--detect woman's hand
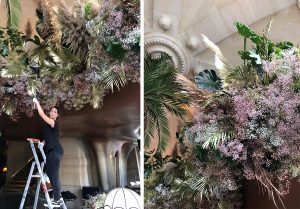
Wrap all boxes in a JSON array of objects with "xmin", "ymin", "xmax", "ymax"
[{"xmin": 33, "ymin": 97, "xmax": 39, "ymax": 104}]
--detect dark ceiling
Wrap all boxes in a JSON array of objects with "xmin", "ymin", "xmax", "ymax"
[{"xmin": 0, "ymin": 83, "xmax": 140, "ymax": 141}]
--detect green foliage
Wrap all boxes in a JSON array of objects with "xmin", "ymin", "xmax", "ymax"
[
  {"xmin": 1, "ymin": 0, "xmax": 22, "ymax": 28},
  {"xmin": 144, "ymin": 53, "xmax": 189, "ymax": 152},
  {"xmin": 144, "ymin": 150, "xmax": 174, "ymax": 178},
  {"xmin": 194, "ymin": 145, "xmax": 208, "ymax": 161},
  {"xmin": 105, "ymin": 42, "xmax": 126, "ymax": 59},
  {"xmin": 0, "ymin": 43, "xmax": 9, "ymax": 56},
  {"xmin": 3, "ymin": 50, "xmax": 27, "ymax": 77},
  {"xmin": 293, "ymin": 76, "xmax": 300, "ymax": 91},
  {"xmin": 235, "ymin": 22, "xmax": 272, "ymax": 66},
  {"xmin": 195, "ymin": 69, "xmax": 222, "ymax": 92},
  {"xmin": 235, "ymin": 21, "xmax": 294, "ymax": 68},
  {"xmin": 234, "ymin": 22, "xmax": 255, "ymax": 39},
  {"xmin": 145, "ymin": 138, "xmax": 243, "ymax": 209},
  {"xmin": 0, "ymin": 27, "xmax": 26, "ymax": 56},
  {"xmin": 202, "ymin": 132, "xmax": 232, "ymax": 150},
  {"xmin": 101, "ymin": 70, "xmax": 127, "ymax": 92},
  {"xmin": 226, "ymin": 21, "xmax": 294, "ymax": 88},
  {"xmin": 82, "ymin": 193, "xmax": 107, "ymax": 209},
  {"xmin": 84, "ymin": 2, "xmax": 93, "ymax": 19},
  {"xmin": 225, "ymin": 63, "xmax": 261, "ymax": 88}
]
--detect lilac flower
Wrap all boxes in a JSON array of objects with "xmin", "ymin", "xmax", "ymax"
[{"xmin": 219, "ymin": 139, "xmax": 247, "ymax": 161}]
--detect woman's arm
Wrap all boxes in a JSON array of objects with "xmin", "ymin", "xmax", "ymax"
[{"xmin": 33, "ymin": 98, "xmax": 55, "ymax": 127}]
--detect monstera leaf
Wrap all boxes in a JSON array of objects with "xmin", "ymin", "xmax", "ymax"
[{"xmin": 195, "ymin": 69, "xmax": 222, "ymax": 92}]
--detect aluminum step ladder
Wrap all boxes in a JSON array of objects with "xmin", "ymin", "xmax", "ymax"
[{"xmin": 19, "ymin": 138, "xmax": 67, "ymax": 209}]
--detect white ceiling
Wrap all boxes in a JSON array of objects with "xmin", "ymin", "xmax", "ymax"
[{"xmin": 145, "ymin": 0, "xmax": 300, "ymax": 75}]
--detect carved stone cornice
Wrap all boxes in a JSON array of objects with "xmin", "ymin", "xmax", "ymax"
[{"xmin": 145, "ymin": 33, "xmax": 189, "ymax": 75}]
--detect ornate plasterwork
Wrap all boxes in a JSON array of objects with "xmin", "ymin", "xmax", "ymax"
[
  {"xmin": 145, "ymin": 33, "xmax": 189, "ymax": 75},
  {"xmin": 186, "ymin": 36, "xmax": 199, "ymax": 50},
  {"xmin": 158, "ymin": 15, "xmax": 173, "ymax": 30}
]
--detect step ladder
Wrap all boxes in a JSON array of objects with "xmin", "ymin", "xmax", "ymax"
[{"xmin": 19, "ymin": 138, "xmax": 67, "ymax": 209}]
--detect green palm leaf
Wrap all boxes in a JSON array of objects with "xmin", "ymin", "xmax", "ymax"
[
  {"xmin": 101, "ymin": 70, "xmax": 127, "ymax": 92},
  {"xmin": 1, "ymin": 0, "xmax": 22, "ymax": 28},
  {"xmin": 144, "ymin": 52, "xmax": 189, "ymax": 152},
  {"xmin": 202, "ymin": 132, "xmax": 232, "ymax": 150}
]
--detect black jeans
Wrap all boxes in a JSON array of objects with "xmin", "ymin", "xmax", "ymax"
[{"xmin": 45, "ymin": 151, "xmax": 63, "ymax": 201}]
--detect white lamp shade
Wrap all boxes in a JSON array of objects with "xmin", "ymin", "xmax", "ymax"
[{"xmin": 104, "ymin": 187, "xmax": 141, "ymax": 209}]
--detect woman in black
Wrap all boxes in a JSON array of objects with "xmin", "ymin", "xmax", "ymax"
[{"xmin": 33, "ymin": 98, "xmax": 64, "ymax": 208}]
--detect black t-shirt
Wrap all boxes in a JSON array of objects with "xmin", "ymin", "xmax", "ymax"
[{"xmin": 43, "ymin": 120, "xmax": 64, "ymax": 155}]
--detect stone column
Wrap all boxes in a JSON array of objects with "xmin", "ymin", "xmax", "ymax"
[{"xmin": 60, "ymin": 137, "xmax": 94, "ymax": 209}]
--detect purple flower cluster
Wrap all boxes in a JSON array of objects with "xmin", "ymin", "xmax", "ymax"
[
  {"xmin": 106, "ymin": 11, "xmax": 124, "ymax": 38},
  {"xmin": 233, "ymin": 93, "xmax": 257, "ymax": 124},
  {"xmin": 219, "ymin": 139, "xmax": 247, "ymax": 161},
  {"xmin": 262, "ymin": 53, "xmax": 300, "ymax": 75}
]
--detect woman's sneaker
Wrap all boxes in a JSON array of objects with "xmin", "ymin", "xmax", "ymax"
[{"xmin": 43, "ymin": 198, "xmax": 63, "ymax": 208}]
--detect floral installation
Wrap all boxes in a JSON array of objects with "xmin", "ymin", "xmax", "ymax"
[
  {"xmin": 82, "ymin": 193, "xmax": 107, "ymax": 209},
  {"xmin": 145, "ymin": 20, "xmax": 300, "ymax": 209},
  {"xmin": 0, "ymin": 0, "xmax": 140, "ymax": 120}
]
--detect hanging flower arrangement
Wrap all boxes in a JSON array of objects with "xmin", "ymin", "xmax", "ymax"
[
  {"xmin": 0, "ymin": 0, "xmax": 140, "ymax": 120},
  {"xmin": 145, "ymin": 19, "xmax": 300, "ymax": 209}
]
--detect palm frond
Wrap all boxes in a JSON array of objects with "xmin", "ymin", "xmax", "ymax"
[
  {"xmin": 101, "ymin": 70, "xmax": 127, "ymax": 92},
  {"xmin": 40, "ymin": 47, "xmax": 86, "ymax": 81},
  {"xmin": 225, "ymin": 63, "xmax": 261, "ymax": 87},
  {"xmin": 188, "ymin": 176, "xmax": 211, "ymax": 200},
  {"xmin": 145, "ymin": 104, "xmax": 170, "ymax": 152},
  {"xmin": 156, "ymin": 110, "xmax": 171, "ymax": 152},
  {"xmin": 2, "ymin": 0, "xmax": 22, "ymax": 28},
  {"xmin": 144, "ymin": 112, "xmax": 156, "ymax": 149},
  {"xmin": 144, "ymin": 53, "xmax": 189, "ymax": 152},
  {"xmin": 1, "ymin": 50, "xmax": 26, "ymax": 77},
  {"xmin": 176, "ymin": 173, "xmax": 213, "ymax": 202},
  {"xmin": 27, "ymin": 77, "xmax": 42, "ymax": 96},
  {"xmin": 31, "ymin": 43, "xmax": 51, "ymax": 64},
  {"xmin": 202, "ymin": 132, "xmax": 232, "ymax": 150}
]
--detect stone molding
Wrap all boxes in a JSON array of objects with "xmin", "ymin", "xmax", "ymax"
[{"xmin": 145, "ymin": 33, "xmax": 189, "ymax": 74}]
